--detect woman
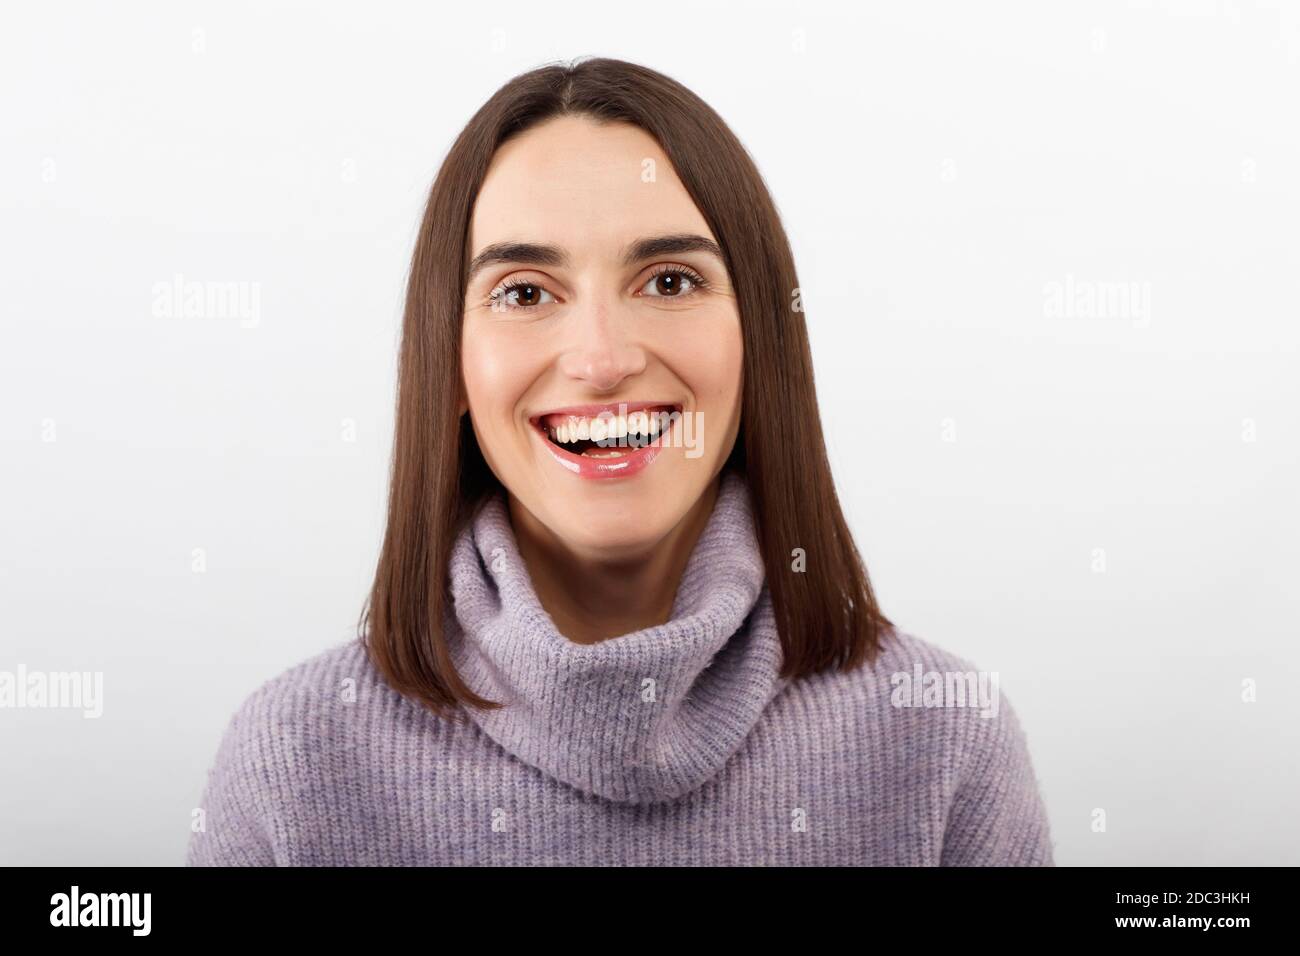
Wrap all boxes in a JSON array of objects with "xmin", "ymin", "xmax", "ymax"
[{"xmin": 188, "ymin": 56, "xmax": 1054, "ymax": 866}]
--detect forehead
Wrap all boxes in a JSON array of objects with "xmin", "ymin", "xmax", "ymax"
[{"xmin": 468, "ymin": 115, "xmax": 711, "ymax": 256}]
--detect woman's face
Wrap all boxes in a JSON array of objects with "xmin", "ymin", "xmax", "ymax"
[{"xmin": 461, "ymin": 115, "xmax": 743, "ymax": 558}]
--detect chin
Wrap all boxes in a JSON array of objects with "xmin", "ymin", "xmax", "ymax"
[{"xmin": 534, "ymin": 493, "xmax": 685, "ymax": 554}]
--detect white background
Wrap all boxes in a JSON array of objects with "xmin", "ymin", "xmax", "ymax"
[{"xmin": 2, "ymin": 0, "xmax": 1297, "ymax": 866}]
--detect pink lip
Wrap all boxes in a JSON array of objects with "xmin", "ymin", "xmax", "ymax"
[{"xmin": 527, "ymin": 400, "xmax": 682, "ymax": 480}]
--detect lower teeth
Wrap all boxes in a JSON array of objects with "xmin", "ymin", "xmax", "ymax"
[{"xmin": 548, "ymin": 435, "xmax": 656, "ymax": 456}]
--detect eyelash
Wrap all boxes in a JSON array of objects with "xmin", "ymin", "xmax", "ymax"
[{"xmin": 486, "ymin": 264, "xmax": 710, "ymax": 312}]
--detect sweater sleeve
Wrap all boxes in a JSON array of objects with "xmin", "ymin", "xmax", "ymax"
[
  {"xmin": 939, "ymin": 693, "xmax": 1055, "ymax": 866},
  {"xmin": 186, "ymin": 689, "xmax": 284, "ymax": 866}
]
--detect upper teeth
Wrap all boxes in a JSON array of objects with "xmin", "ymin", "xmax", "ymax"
[{"xmin": 548, "ymin": 410, "xmax": 669, "ymax": 444}]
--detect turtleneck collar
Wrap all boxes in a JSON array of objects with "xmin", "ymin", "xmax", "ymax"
[{"xmin": 444, "ymin": 470, "xmax": 790, "ymax": 804}]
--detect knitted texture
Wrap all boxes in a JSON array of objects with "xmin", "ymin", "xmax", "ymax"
[{"xmin": 187, "ymin": 471, "xmax": 1055, "ymax": 865}]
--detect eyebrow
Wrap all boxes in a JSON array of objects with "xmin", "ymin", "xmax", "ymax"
[{"xmin": 465, "ymin": 233, "xmax": 725, "ymax": 284}]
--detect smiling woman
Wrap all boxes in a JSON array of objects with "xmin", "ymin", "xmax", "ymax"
[
  {"xmin": 458, "ymin": 116, "xmax": 748, "ymax": 625},
  {"xmin": 186, "ymin": 56, "xmax": 1054, "ymax": 867}
]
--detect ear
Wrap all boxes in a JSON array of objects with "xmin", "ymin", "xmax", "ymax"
[{"xmin": 456, "ymin": 380, "xmax": 469, "ymax": 417}]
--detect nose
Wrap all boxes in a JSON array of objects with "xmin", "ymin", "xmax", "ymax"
[{"xmin": 556, "ymin": 301, "xmax": 647, "ymax": 392}]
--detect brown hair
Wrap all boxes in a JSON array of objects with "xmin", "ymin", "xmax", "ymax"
[{"xmin": 358, "ymin": 56, "xmax": 893, "ymax": 718}]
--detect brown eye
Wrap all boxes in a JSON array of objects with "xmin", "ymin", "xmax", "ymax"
[
  {"xmin": 654, "ymin": 273, "xmax": 685, "ymax": 296},
  {"xmin": 511, "ymin": 284, "xmax": 543, "ymax": 306},
  {"xmin": 640, "ymin": 266, "xmax": 707, "ymax": 299},
  {"xmin": 489, "ymin": 279, "xmax": 556, "ymax": 311}
]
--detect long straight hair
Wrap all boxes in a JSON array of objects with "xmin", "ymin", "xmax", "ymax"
[{"xmin": 359, "ymin": 56, "xmax": 893, "ymax": 719}]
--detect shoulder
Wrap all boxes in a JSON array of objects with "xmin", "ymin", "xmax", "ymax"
[
  {"xmin": 188, "ymin": 637, "xmax": 435, "ymax": 865},
  {"xmin": 885, "ymin": 627, "xmax": 1036, "ymax": 765},
  {"xmin": 211, "ymin": 637, "xmax": 427, "ymax": 757},
  {"xmin": 196, "ymin": 637, "xmax": 440, "ymax": 805},
  {"xmin": 794, "ymin": 624, "xmax": 1039, "ymax": 779},
  {"xmin": 228, "ymin": 636, "xmax": 377, "ymax": 716},
  {"xmin": 873, "ymin": 625, "xmax": 985, "ymax": 677},
  {"xmin": 827, "ymin": 625, "xmax": 1053, "ymax": 864}
]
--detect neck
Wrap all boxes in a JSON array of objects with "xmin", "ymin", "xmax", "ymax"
[{"xmin": 507, "ymin": 477, "xmax": 721, "ymax": 645}]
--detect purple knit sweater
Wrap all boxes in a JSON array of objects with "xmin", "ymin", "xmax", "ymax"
[{"xmin": 187, "ymin": 471, "xmax": 1055, "ymax": 865}]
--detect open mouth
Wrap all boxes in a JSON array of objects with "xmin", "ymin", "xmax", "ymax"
[{"xmin": 530, "ymin": 403, "xmax": 682, "ymax": 459}]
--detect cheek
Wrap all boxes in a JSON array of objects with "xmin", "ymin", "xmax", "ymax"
[
  {"xmin": 461, "ymin": 327, "xmax": 537, "ymax": 426},
  {"xmin": 670, "ymin": 313, "xmax": 744, "ymax": 411}
]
